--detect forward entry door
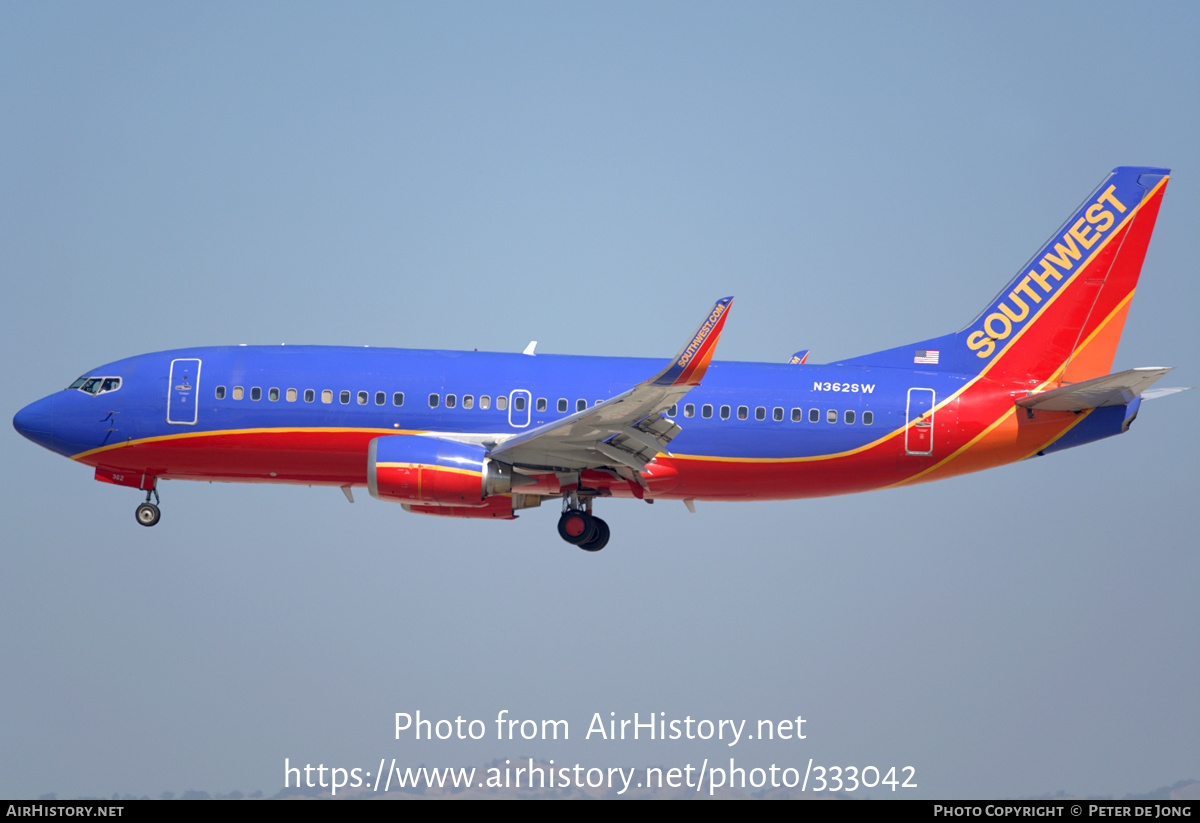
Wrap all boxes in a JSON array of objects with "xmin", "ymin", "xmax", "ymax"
[{"xmin": 167, "ymin": 358, "xmax": 202, "ymax": 425}]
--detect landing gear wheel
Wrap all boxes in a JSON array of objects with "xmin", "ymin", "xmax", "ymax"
[
  {"xmin": 578, "ymin": 517, "xmax": 609, "ymax": 552},
  {"xmin": 557, "ymin": 511, "xmax": 596, "ymax": 545},
  {"xmin": 135, "ymin": 502, "xmax": 161, "ymax": 527}
]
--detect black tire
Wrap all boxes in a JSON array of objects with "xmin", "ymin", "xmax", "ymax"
[
  {"xmin": 578, "ymin": 517, "xmax": 610, "ymax": 552},
  {"xmin": 557, "ymin": 511, "xmax": 595, "ymax": 545},
  {"xmin": 135, "ymin": 502, "xmax": 161, "ymax": 527}
]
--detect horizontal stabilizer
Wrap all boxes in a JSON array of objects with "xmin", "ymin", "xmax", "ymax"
[
  {"xmin": 1141, "ymin": 386, "xmax": 1191, "ymax": 401},
  {"xmin": 1016, "ymin": 367, "xmax": 1172, "ymax": 411}
]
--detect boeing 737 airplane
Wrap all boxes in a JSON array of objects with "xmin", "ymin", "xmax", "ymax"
[{"xmin": 13, "ymin": 166, "xmax": 1183, "ymax": 551}]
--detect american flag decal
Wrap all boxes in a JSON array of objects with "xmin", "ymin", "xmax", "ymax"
[{"xmin": 914, "ymin": 350, "xmax": 940, "ymax": 364}]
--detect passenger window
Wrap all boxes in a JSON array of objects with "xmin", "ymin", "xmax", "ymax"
[
  {"xmin": 286, "ymin": 388, "xmax": 297, "ymax": 402},
  {"xmin": 497, "ymin": 396, "xmax": 508, "ymax": 411},
  {"xmin": 514, "ymin": 396, "xmax": 525, "ymax": 411},
  {"xmin": 720, "ymin": 405, "xmax": 731, "ymax": 420},
  {"xmin": 791, "ymin": 407, "xmax": 802, "ymax": 422},
  {"xmin": 576, "ymin": 399, "xmax": 586, "ymax": 412},
  {"xmin": 773, "ymin": 407, "xmax": 784, "ymax": 421},
  {"xmin": 393, "ymin": 392, "xmax": 404, "ymax": 406},
  {"xmin": 304, "ymin": 389, "xmax": 315, "ymax": 403},
  {"xmin": 557, "ymin": 398, "xmax": 568, "ymax": 413},
  {"xmin": 863, "ymin": 410, "xmax": 874, "ymax": 425},
  {"xmin": 845, "ymin": 410, "xmax": 856, "ymax": 424},
  {"xmin": 321, "ymin": 390, "xmax": 332, "ymax": 404},
  {"xmin": 429, "ymin": 393, "xmax": 440, "ymax": 408},
  {"xmin": 251, "ymin": 387, "xmax": 262, "ymax": 401},
  {"xmin": 827, "ymin": 409, "xmax": 837, "ymax": 423},
  {"xmin": 809, "ymin": 408, "xmax": 819, "ymax": 423},
  {"xmin": 702, "ymin": 404, "xmax": 713, "ymax": 419},
  {"xmin": 269, "ymin": 388, "xmax": 279, "ymax": 401},
  {"xmin": 668, "ymin": 404, "xmax": 678, "ymax": 417},
  {"xmin": 215, "ymin": 386, "xmax": 226, "ymax": 400},
  {"xmin": 233, "ymin": 386, "xmax": 244, "ymax": 400},
  {"xmin": 684, "ymin": 404, "xmax": 695, "ymax": 418},
  {"xmin": 340, "ymin": 391, "xmax": 350, "ymax": 404},
  {"xmin": 536, "ymin": 398, "xmax": 547, "ymax": 412},
  {"xmin": 375, "ymin": 391, "xmax": 385, "ymax": 406},
  {"xmin": 755, "ymin": 406, "xmax": 766, "ymax": 421},
  {"xmin": 357, "ymin": 391, "xmax": 368, "ymax": 405},
  {"xmin": 463, "ymin": 395, "xmax": 474, "ymax": 409},
  {"xmin": 737, "ymin": 406, "xmax": 748, "ymax": 420},
  {"xmin": 480, "ymin": 395, "xmax": 491, "ymax": 410},
  {"xmin": 446, "ymin": 394, "xmax": 457, "ymax": 409}
]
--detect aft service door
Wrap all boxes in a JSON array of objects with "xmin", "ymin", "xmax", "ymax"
[
  {"xmin": 167, "ymin": 358, "xmax": 201, "ymax": 425},
  {"xmin": 905, "ymin": 387, "xmax": 935, "ymax": 456}
]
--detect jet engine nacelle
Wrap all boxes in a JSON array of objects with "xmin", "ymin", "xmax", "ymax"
[{"xmin": 367, "ymin": 435, "xmax": 513, "ymax": 506}]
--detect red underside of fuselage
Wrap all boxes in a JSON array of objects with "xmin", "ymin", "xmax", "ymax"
[{"xmin": 78, "ymin": 397, "xmax": 1086, "ymax": 502}]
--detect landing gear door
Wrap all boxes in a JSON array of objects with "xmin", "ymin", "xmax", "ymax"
[
  {"xmin": 167, "ymin": 358, "xmax": 201, "ymax": 425},
  {"xmin": 905, "ymin": 387, "xmax": 935, "ymax": 456}
]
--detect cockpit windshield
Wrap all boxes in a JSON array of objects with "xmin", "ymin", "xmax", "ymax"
[{"xmin": 68, "ymin": 376, "xmax": 122, "ymax": 396}]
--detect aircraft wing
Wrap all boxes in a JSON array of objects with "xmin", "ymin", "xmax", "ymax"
[
  {"xmin": 1016, "ymin": 367, "xmax": 1173, "ymax": 411},
  {"xmin": 489, "ymin": 297, "xmax": 733, "ymax": 473}
]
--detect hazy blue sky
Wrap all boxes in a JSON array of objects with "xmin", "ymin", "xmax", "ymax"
[{"xmin": 2, "ymin": 1, "xmax": 1197, "ymax": 799}]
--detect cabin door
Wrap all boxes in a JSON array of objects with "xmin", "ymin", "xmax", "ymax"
[
  {"xmin": 905, "ymin": 387, "xmax": 935, "ymax": 456},
  {"xmin": 167, "ymin": 358, "xmax": 202, "ymax": 425}
]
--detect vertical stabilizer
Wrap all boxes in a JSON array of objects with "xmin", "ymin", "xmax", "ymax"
[{"xmin": 953, "ymin": 167, "xmax": 1169, "ymax": 383}]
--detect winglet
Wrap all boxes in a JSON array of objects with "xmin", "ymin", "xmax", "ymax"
[
  {"xmin": 788, "ymin": 349, "xmax": 810, "ymax": 365},
  {"xmin": 650, "ymin": 297, "xmax": 734, "ymax": 387}
]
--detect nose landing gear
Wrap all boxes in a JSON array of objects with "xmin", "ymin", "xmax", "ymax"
[{"xmin": 135, "ymin": 487, "xmax": 161, "ymax": 527}]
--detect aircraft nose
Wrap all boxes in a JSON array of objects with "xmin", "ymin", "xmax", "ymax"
[{"xmin": 13, "ymin": 395, "xmax": 57, "ymax": 452}]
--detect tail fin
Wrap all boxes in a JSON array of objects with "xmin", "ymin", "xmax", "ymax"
[
  {"xmin": 836, "ymin": 167, "xmax": 1169, "ymax": 383},
  {"xmin": 956, "ymin": 166, "xmax": 1169, "ymax": 382}
]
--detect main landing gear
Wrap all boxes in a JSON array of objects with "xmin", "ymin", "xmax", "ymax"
[
  {"xmin": 557, "ymin": 494, "xmax": 609, "ymax": 552},
  {"xmin": 135, "ymin": 487, "xmax": 161, "ymax": 527}
]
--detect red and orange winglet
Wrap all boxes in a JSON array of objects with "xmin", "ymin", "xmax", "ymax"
[{"xmin": 651, "ymin": 297, "xmax": 734, "ymax": 387}]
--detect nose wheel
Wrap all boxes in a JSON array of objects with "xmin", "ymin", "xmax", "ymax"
[
  {"xmin": 135, "ymin": 488, "xmax": 161, "ymax": 527},
  {"xmin": 136, "ymin": 503, "xmax": 160, "ymax": 527}
]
